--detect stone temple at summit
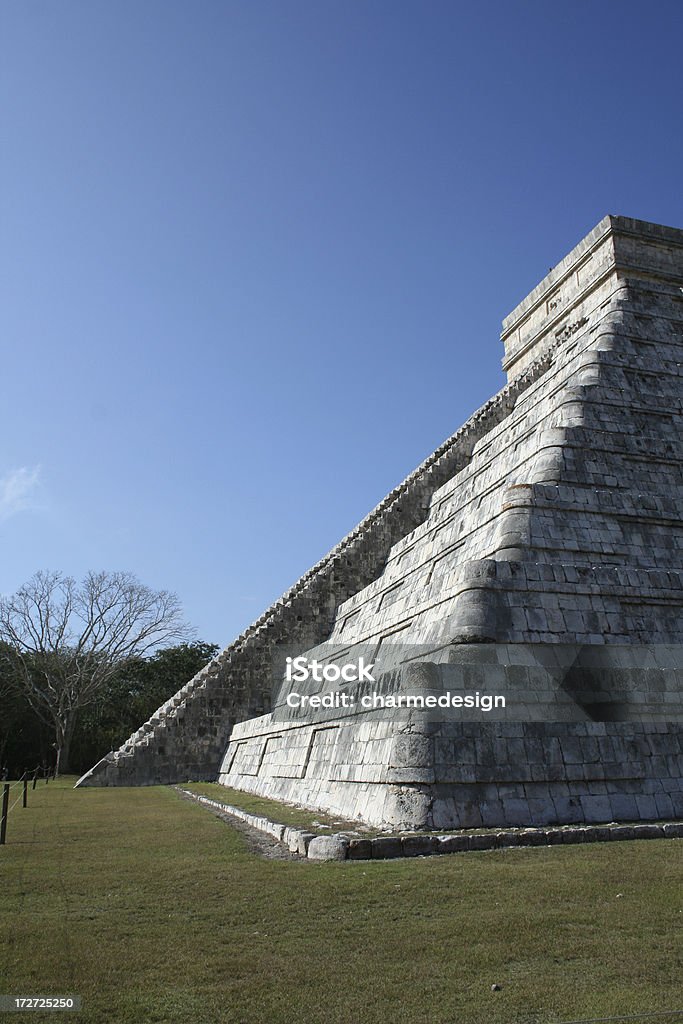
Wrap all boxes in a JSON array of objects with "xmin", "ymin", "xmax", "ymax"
[{"xmin": 77, "ymin": 215, "xmax": 683, "ymax": 832}]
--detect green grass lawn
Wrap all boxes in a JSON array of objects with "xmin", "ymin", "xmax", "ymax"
[
  {"xmin": 181, "ymin": 781, "xmax": 375, "ymax": 833},
  {"xmin": 1, "ymin": 778, "xmax": 681, "ymax": 1024}
]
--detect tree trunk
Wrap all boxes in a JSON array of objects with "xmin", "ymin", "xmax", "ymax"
[{"xmin": 54, "ymin": 712, "xmax": 77, "ymax": 777}]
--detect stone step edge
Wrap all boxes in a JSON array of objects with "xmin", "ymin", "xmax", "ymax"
[{"xmin": 175, "ymin": 788, "xmax": 683, "ymax": 862}]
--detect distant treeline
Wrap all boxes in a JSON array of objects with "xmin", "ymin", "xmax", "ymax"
[{"xmin": 1, "ymin": 641, "xmax": 218, "ymax": 777}]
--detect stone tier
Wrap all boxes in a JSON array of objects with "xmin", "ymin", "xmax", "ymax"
[{"xmin": 76, "ymin": 215, "xmax": 683, "ymax": 807}]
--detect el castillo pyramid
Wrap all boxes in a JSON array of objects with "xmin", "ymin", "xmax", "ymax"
[{"xmin": 77, "ymin": 215, "xmax": 683, "ymax": 831}]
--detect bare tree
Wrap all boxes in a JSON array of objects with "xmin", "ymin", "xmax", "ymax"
[{"xmin": 0, "ymin": 571, "xmax": 195, "ymax": 775}]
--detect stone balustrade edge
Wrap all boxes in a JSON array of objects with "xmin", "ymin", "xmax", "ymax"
[{"xmin": 176, "ymin": 787, "xmax": 683, "ymax": 862}]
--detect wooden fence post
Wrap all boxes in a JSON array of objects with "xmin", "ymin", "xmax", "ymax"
[
  {"xmin": 23, "ymin": 778, "xmax": 28, "ymax": 808},
  {"xmin": 0, "ymin": 783, "xmax": 9, "ymax": 845}
]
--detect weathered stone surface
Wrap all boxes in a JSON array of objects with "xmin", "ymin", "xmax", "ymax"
[
  {"xmin": 608, "ymin": 826, "xmax": 636, "ymax": 841},
  {"xmin": 496, "ymin": 831, "xmax": 520, "ymax": 847},
  {"xmin": 347, "ymin": 839, "xmax": 373, "ymax": 860},
  {"xmin": 76, "ymin": 216, "xmax": 683, "ymax": 839},
  {"xmin": 560, "ymin": 828, "xmax": 586, "ymax": 844},
  {"xmin": 371, "ymin": 837, "xmax": 403, "ymax": 859},
  {"xmin": 178, "ymin": 789, "xmax": 681, "ymax": 862},
  {"xmin": 630, "ymin": 824, "xmax": 664, "ymax": 840},
  {"xmin": 469, "ymin": 834, "xmax": 497, "ymax": 851},
  {"xmin": 436, "ymin": 834, "xmax": 471, "ymax": 852},
  {"xmin": 589, "ymin": 827, "xmax": 613, "ymax": 843},
  {"xmin": 401, "ymin": 835, "xmax": 436, "ymax": 857},
  {"xmin": 307, "ymin": 835, "xmax": 349, "ymax": 861},
  {"xmin": 544, "ymin": 829, "xmax": 564, "ymax": 845},
  {"xmin": 295, "ymin": 831, "xmax": 317, "ymax": 856},
  {"xmin": 518, "ymin": 830, "xmax": 547, "ymax": 847}
]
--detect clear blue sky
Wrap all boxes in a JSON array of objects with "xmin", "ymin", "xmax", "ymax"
[{"xmin": 2, "ymin": 1, "xmax": 682, "ymax": 648}]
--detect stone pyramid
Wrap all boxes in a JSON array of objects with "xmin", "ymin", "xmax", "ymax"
[{"xmin": 77, "ymin": 215, "xmax": 683, "ymax": 831}]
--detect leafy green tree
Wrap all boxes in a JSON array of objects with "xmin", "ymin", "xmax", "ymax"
[
  {"xmin": 0, "ymin": 571, "xmax": 196, "ymax": 774},
  {"xmin": 0, "ymin": 643, "xmax": 60, "ymax": 776}
]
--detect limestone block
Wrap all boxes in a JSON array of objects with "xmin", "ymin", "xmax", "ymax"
[
  {"xmin": 502, "ymin": 799, "xmax": 531, "ymax": 827},
  {"xmin": 469, "ymin": 834, "xmax": 497, "ymax": 851},
  {"xmin": 560, "ymin": 828, "xmax": 586, "ymax": 843},
  {"xmin": 371, "ymin": 837, "xmax": 403, "ymax": 859},
  {"xmin": 634, "ymin": 795, "xmax": 659, "ymax": 820},
  {"xmin": 518, "ymin": 830, "xmax": 547, "ymax": 847},
  {"xmin": 654, "ymin": 793, "xmax": 675, "ymax": 818},
  {"xmin": 669, "ymin": 790, "xmax": 683, "ymax": 817},
  {"xmin": 307, "ymin": 835, "xmax": 349, "ymax": 861},
  {"xmin": 494, "ymin": 831, "xmax": 518, "ymax": 847},
  {"xmin": 609, "ymin": 794, "xmax": 639, "ymax": 821},
  {"xmin": 608, "ymin": 825, "xmax": 636, "ymax": 840},
  {"xmin": 401, "ymin": 835, "xmax": 436, "ymax": 857},
  {"xmin": 389, "ymin": 732, "xmax": 433, "ymax": 769},
  {"xmin": 381, "ymin": 785, "xmax": 431, "ymax": 830},
  {"xmin": 347, "ymin": 839, "xmax": 373, "ymax": 860},
  {"xmin": 579, "ymin": 795, "xmax": 614, "ymax": 824},
  {"xmin": 630, "ymin": 824, "xmax": 664, "ymax": 839},
  {"xmin": 479, "ymin": 800, "xmax": 506, "ymax": 827},
  {"xmin": 544, "ymin": 829, "xmax": 564, "ymax": 845},
  {"xmin": 436, "ymin": 834, "xmax": 471, "ymax": 852}
]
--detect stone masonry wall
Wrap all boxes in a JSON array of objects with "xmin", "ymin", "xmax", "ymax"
[
  {"xmin": 220, "ymin": 643, "xmax": 683, "ymax": 828},
  {"xmin": 77, "ymin": 215, "xmax": 683, "ymax": 794},
  {"xmin": 76, "ymin": 316, "xmax": 565, "ymax": 786}
]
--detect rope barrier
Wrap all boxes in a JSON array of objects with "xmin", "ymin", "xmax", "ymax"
[
  {"xmin": 4, "ymin": 770, "xmax": 36, "ymax": 789},
  {"xmin": 2, "ymin": 767, "xmax": 43, "ymax": 783},
  {"xmin": 7, "ymin": 793, "xmax": 24, "ymax": 814},
  {"xmin": 0, "ymin": 767, "xmax": 44, "ymax": 845}
]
